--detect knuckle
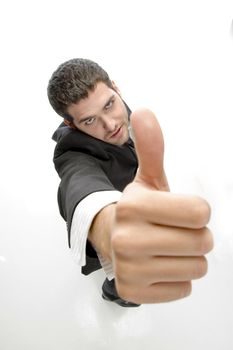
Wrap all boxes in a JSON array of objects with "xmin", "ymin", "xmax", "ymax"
[
  {"xmin": 192, "ymin": 197, "xmax": 211, "ymax": 228},
  {"xmin": 193, "ymin": 257, "xmax": 208, "ymax": 279},
  {"xmin": 197, "ymin": 228, "xmax": 214, "ymax": 254},
  {"xmin": 180, "ymin": 281, "xmax": 192, "ymax": 299},
  {"xmin": 111, "ymin": 230, "xmax": 130, "ymax": 255},
  {"xmin": 115, "ymin": 199, "xmax": 137, "ymax": 221}
]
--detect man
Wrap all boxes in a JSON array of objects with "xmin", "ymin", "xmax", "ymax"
[{"xmin": 48, "ymin": 58, "xmax": 213, "ymax": 307}]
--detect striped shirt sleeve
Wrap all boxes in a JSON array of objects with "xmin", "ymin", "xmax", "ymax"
[{"xmin": 70, "ymin": 190, "xmax": 122, "ymax": 279}]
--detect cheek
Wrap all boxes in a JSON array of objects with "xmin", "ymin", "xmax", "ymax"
[
  {"xmin": 85, "ymin": 125, "xmax": 105, "ymax": 140},
  {"xmin": 119, "ymin": 104, "xmax": 129, "ymax": 122}
]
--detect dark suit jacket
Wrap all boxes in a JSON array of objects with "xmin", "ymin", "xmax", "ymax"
[{"xmin": 52, "ymin": 119, "xmax": 138, "ymax": 275}]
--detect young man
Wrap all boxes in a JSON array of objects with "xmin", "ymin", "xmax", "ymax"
[{"xmin": 48, "ymin": 58, "xmax": 213, "ymax": 307}]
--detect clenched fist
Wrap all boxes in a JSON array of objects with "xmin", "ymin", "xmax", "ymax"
[{"xmin": 90, "ymin": 109, "xmax": 213, "ymax": 304}]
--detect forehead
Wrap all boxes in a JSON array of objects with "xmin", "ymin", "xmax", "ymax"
[{"xmin": 67, "ymin": 82, "xmax": 115, "ymax": 119}]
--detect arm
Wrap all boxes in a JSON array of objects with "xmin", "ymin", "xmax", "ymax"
[
  {"xmin": 53, "ymin": 149, "xmax": 118, "ymax": 274},
  {"xmin": 88, "ymin": 109, "xmax": 214, "ymax": 304},
  {"xmin": 54, "ymin": 151, "xmax": 115, "ymax": 246},
  {"xmin": 70, "ymin": 190, "xmax": 121, "ymax": 277}
]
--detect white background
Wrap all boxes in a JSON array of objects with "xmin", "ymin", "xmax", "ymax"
[{"xmin": 0, "ymin": 1, "xmax": 233, "ymax": 349}]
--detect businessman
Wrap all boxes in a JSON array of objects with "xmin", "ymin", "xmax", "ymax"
[{"xmin": 48, "ymin": 58, "xmax": 213, "ymax": 307}]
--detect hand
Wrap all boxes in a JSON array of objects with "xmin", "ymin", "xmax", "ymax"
[{"xmin": 111, "ymin": 108, "xmax": 214, "ymax": 304}]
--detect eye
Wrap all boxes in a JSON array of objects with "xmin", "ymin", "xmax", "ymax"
[
  {"xmin": 105, "ymin": 98, "xmax": 114, "ymax": 110},
  {"xmin": 84, "ymin": 117, "xmax": 95, "ymax": 125}
]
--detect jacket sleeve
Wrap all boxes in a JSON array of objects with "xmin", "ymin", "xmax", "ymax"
[{"xmin": 53, "ymin": 150, "xmax": 115, "ymax": 274}]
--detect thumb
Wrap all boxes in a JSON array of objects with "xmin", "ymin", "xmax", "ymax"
[{"xmin": 131, "ymin": 108, "xmax": 169, "ymax": 190}]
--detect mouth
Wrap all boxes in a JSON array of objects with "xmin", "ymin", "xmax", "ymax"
[{"xmin": 110, "ymin": 125, "xmax": 122, "ymax": 139}]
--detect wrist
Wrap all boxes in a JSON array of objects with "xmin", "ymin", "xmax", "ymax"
[{"xmin": 88, "ymin": 203, "xmax": 116, "ymax": 262}]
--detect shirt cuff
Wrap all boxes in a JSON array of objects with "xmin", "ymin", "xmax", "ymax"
[{"xmin": 70, "ymin": 190, "xmax": 122, "ymax": 277}]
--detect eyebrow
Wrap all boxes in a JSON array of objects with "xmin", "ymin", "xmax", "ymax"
[{"xmin": 78, "ymin": 94, "xmax": 115, "ymax": 124}]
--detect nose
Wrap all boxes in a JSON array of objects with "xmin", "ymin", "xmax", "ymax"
[{"xmin": 102, "ymin": 116, "xmax": 117, "ymax": 132}]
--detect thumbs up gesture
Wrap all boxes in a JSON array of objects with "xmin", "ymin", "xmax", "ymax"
[{"xmin": 111, "ymin": 109, "xmax": 214, "ymax": 304}]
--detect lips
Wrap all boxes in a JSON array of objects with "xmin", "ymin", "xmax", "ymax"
[{"xmin": 110, "ymin": 126, "xmax": 122, "ymax": 138}]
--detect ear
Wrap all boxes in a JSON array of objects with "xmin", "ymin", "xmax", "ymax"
[
  {"xmin": 63, "ymin": 119, "xmax": 77, "ymax": 130},
  {"xmin": 111, "ymin": 80, "xmax": 121, "ymax": 96}
]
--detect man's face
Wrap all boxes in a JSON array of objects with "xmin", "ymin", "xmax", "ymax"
[{"xmin": 67, "ymin": 82, "xmax": 130, "ymax": 146}]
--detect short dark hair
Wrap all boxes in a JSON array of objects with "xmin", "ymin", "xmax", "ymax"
[{"xmin": 47, "ymin": 58, "xmax": 113, "ymax": 119}]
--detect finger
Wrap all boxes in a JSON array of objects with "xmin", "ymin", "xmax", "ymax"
[
  {"xmin": 150, "ymin": 256, "xmax": 208, "ymax": 282},
  {"xmin": 116, "ymin": 280, "xmax": 192, "ymax": 304},
  {"xmin": 117, "ymin": 256, "xmax": 208, "ymax": 284},
  {"xmin": 130, "ymin": 108, "xmax": 169, "ymax": 190},
  {"xmin": 112, "ymin": 225, "xmax": 213, "ymax": 257},
  {"xmin": 118, "ymin": 189, "xmax": 211, "ymax": 229}
]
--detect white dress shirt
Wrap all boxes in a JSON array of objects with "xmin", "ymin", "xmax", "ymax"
[{"xmin": 70, "ymin": 190, "xmax": 122, "ymax": 280}]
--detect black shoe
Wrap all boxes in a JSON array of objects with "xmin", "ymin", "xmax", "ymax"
[{"xmin": 102, "ymin": 278, "xmax": 140, "ymax": 308}]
